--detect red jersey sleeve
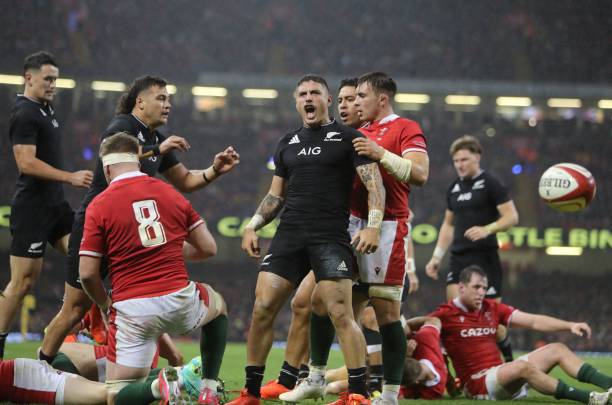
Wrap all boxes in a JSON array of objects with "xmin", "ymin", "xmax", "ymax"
[
  {"xmin": 183, "ymin": 197, "xmax": 204, "ymax": 232},
  {"xmin": 496, "ymin": 302, "xmax": 518, "ymax": 326},
  {"xmin": 399, "ymin": 121, "xmax": 427, "ymax": 155},
  {"xmin": 80, "ymin": 202, "xmax": 106, "ymax": 257}
]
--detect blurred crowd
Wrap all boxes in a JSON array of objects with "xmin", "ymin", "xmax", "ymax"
[{"xmin": 0, "ymin": 0, "xmax": 610, "ymax": 83}]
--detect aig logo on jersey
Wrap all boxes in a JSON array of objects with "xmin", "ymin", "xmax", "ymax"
[
  {"xmin": 457, "ymin": 192, "xmax": 472, "ymax": 201},
  {"xmin": 298, "ymin": 146, "xmax": 321, "ymax": 156}
]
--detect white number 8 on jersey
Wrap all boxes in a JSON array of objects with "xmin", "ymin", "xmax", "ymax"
[{"xmin": 132, "ymin": 199, "xmax": 167, "ymax": 247}]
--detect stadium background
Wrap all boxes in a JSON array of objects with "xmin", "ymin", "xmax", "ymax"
[{"xmin": 0, "ymin": 0, "xmax": 610, "ymax": 355}]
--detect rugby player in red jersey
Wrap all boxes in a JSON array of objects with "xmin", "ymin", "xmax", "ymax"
[
  {"xmin": 430, "ymin": 265, "xmax": 612, "ymax": 404},
  {"xmin": 79, "ymin": 132, "xmax": 229, "ymax": 405}
]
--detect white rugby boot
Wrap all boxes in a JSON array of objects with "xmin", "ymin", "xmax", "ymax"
[{"xmin": 279, "ymin": 377, "xmax": 325, "ymax": 402}]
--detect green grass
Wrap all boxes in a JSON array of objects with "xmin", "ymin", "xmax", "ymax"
[{"xmin": 2, "ymin": 341, "xmax": 612, "ymax": 404}]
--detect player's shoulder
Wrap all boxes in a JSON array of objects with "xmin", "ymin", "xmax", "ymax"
[
  {"xmin": 434, "ymin": 301, "xmax": 458, "ymax": 315},
  {"xmin": 104, "ymin": 114, "xmax": 139, "ymax": 136},
  {"xmin": 329, "ymin": 120, "xmax": 363, "ymax": 139},
  {"xmin": 279, "ymin": 127, "xmax": 303, "ymax": 144},
  {"xmin": 387, "ymin": 115, "xmax": 423, "ymax": 133},
  {"xmin": 11, "ymin": 96, "xmax": 42, "ymax": 119}
]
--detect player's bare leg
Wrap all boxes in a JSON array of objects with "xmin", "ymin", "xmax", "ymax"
[
  {"xmin": 40, "ymin": 284, "xmax": 92, "ymax": 362},
  {"xmin": 237, "ymin": 271, "xmax": 293, "ymax": 400},
  {"xmin": 57, "ymin": 341, "xmax": 101, "ymax": 381},
  {"xmin": 495, "ymin": 345, "xmax": 612, "ymax": 404},
  {"xmin": 62, "ymin": 374, "xmax": 109, "ymax": 405},
  {"xmin": 315, "ymin": 279, "xmax": 367, "ymax": 395},
  {"xmin": 0, "ymin": 256, "xmax": 43, "ymax": 359},
  {"xmin": 261, "ymin": 272, "xmax": 315, "ymax": 399}
]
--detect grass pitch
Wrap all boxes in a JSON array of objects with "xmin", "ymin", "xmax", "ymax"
[{"xmin": 2, "ymin": 341, "xmax": 612, "ymax": 404}]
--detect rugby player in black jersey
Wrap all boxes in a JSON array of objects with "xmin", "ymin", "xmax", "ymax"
[
  {"xmin": 38, "ymin": 75, "xmax": 240, "ymax": 365},
  {"xmin": 425, "ymin": 135, "xmax": 519, "ymax": 362},
  {"xmin": 228, "ymin": 74, "xmax": 385, "ymax": 405},
  {"xmin": 0, "ymin": 51, "xmax": 94, "ymax": 360}
]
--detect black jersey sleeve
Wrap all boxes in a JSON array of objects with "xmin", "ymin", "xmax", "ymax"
[
  {"xmin": 487, "ymin": 174, "xmax": 511, "ymax": 205},
  {"xmin": 155, "ymin": 133, "xmax": 180, "ymax": 173},
  {"xmin": 347, "ymin": 129, "xmax": 375, "ymax": 168},
  {"xmin": 273, "ymin": 135, "xmax": 288, "ymax": 178},
  {"xmin": 9, "ymin": 110, "xmax": 39, "ymax": 145},
  {"xmin": 446, "ymin": 182, "xmax": 454, "ymax": 211}
]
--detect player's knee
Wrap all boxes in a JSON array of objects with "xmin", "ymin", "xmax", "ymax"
[
  {"xmin": 360, "ymin": 307, "xmax": 378, "ymax": 330},
  {"xmin": 517, "ymin": 360, "xmax": 537, "ymax": 379},
  {"xmin": 10, "ymin": 274, "xmax": 37, "ymax": 296},
  {"xmin": 546, "ymin": 342, "xmax": 570, "ymax": 356},
  {"xmin": 327, "ymin": 302, "xmax": 351, "ymax": 329},
  {"xmin": 252, "ymin": 298, "xmax": 276, "ymax": 325},
  {"xmin": 291, "ymin": 294, "xmax": 311, "ymax": 317}
]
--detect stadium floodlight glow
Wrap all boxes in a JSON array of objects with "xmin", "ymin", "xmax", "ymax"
[
  {"xmin": 242, "ymin": 88, "xmax": 278, "ymax": 99},
  {"xmin": 546, "ymin": 98, "xmax": 582, "ymax": 108},
  {"xmin": 598, "ymin": 99, "xmax": 612, "ymax": 109},
  {"xmin": 191, "ymin": 86, "xmax": 227, "ymax": 97},
  {"xmin": 496, "ymin": 97, "xmax": 531, "ymax": 107},
  {"xmin": 56, "ymin": 78, "xmax": 76, "ymax": 89},
  {"xmin": 0, "ymin": 74, "xmax": 24, "ymax": 85},
  {"xmin": 91, "ymin": 81, "xmax": 126, "ymax": 92},
  {"xmin": 166, "ymin": 84, "xmax": 177, "ymax": 95},
  {"xmin": 445, "ymin": 95, "xmax": 481, "ymax": 105},
  {"xmin": 394, "ymin": 93, "xmax": 430, "ymax": 104},
  {"xmin": 545, "ymin": 246, "xmax": 583, "ymax": 256}
]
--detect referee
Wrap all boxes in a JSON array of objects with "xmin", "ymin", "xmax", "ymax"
[
  {"xmin": 38, "ymin": 75, "xmax": 240, "ymax": 364},
  {"xmin": 425, "ymin": 135, "xmax": 519, "ymax": 361},
  {"xmin": 0, "ymin": 51, "xmax": 93, "ymax": 360}
]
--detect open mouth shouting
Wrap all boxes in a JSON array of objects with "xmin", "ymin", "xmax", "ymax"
[{"xmin": 304, "ymin": 104, "xmax": 316, "ymax": 120}]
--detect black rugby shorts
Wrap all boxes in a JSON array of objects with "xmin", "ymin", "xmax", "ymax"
[
  {"xmin": 9, "ymin": 201, "xmax": 74, "ymax": 258},
  {"xmin": 261, "ymin": 226, "xmax": 356, "ymax": 286},
  {"xmin": 65, "ymin": 212, "xmax": 108, "ymax": 289},
  {"xmin": 446, "ymin": 249, "xmax": 504, "ymax": 298}
]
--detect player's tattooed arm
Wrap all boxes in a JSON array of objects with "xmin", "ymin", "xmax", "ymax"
[
  {"xmin": 252, "ymin": 193, "xmax": 285, "ymax": 229},
  {"xmin": 356, "ymin": 163, "xmax": 385, "ymax": 212},
  {"xmin": 245, "ymin": 175, "xmax": 286, "ymax": 231}
]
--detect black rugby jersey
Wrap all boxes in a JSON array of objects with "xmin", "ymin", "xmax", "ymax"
[
  {"xmin": 9, "ymin": 95, "xmax": 65, "ymax": 206},
  {"xmin": 273, "ymin": 119, "xmax": 373, "ymax": 240},
  {"xmin": 76, "ymin": 114, "xmax": 180, "ymax": 217},
  {"xmin": 446, "ymin": 171, "xmax": 510, "ymax": 253}
]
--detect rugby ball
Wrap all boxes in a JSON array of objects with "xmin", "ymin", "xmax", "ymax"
[{"xmin": 538, "ymin": 163, "xmax": 596, "ymax": 212}]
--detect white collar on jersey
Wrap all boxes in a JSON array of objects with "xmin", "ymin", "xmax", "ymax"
[
  {"xmin": 111, "ymin": 171, "xmax": 146, "ymax": 184},
  {"xmin": 378, "ymin": 113, "xmax": 399, "ymax": 125},
  {"xmin": 419, "ymin": 359, "xmax": 441, "ymax": 387},
  {"xmin": 452, "ymin": 297, "xmax": 470, "ymax": 312}
]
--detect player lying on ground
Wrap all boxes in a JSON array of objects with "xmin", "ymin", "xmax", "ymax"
[
  {"xmin": 325, "ymin": 316, "xmax": 448, "ymax": 400},
  {"xmin": 430, "ymin": 265, "xmax": 612, "ymax": 404},
  {"xmin": 0, "ymin": 356, "xmax": 187, "ymax": 405}
]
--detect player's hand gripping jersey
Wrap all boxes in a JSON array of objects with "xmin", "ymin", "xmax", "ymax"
[{"xmin": 351, "ymin": 114, "xmax": 427, "ymax": 220}]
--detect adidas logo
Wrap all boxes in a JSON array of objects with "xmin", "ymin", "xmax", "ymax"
[
  {"xmin": 289, "ymin": 134, "xmax": 301, "ymax": 144},
  {"xmin": 137, "ymin": 131, "xmax": 145, "ymax": 143},
  {"xmin": 486, "ymin": 286, "xmax": 497, "ymax": 296},
  {"xmin": 337, "ymin": 261, "xmax": 348, "ymax": 271},
  {"xmin": 451, "ymin": 184, "xmax": 461, "ymax": 193}
]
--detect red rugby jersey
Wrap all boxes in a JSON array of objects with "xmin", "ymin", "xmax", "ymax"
[
  {"xmin": 429, "ymin": 298, "xmax": 517, "ymax": 383},
  {"xmin": 402, "ymin": 324, "xmax": 448, "ymax": 399},
  {"xmin": 351, "ymin": 114, "xmax": 427, "ymax": 219},
  {"xmin": 80, "ymin": 172, "xmax": 203, "ymax": 302}
]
